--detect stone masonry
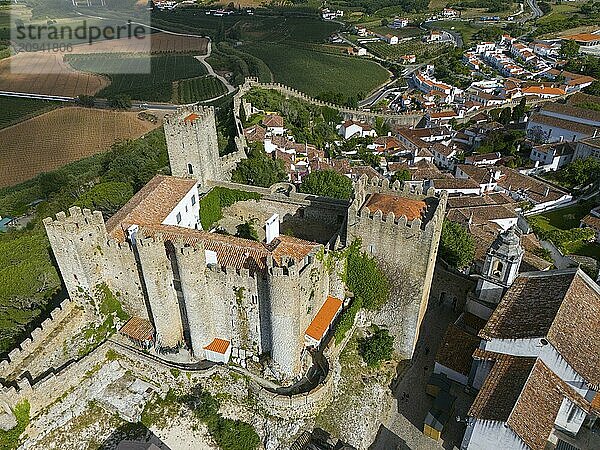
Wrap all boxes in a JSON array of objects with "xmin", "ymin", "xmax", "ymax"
[{"xmin": 347, "ymin": 176, "xmax": 447, "ymax": 358}]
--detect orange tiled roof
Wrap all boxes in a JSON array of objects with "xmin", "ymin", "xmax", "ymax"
[
  {"xmin": 562, "ymin": 33, "xmax": 600, "ymax": 42},
  {"xmin": 106, "ymin": 175, "xmax": 197, "ymax": 242},
  {"xmin": 204, "ymin": 338, "xmax": 230, "ymax": 354},
  {"xmin": 184, "ymin": 113, "xmax": 200, "ymax": 122},
  {"xmin": 364, "ymin": 193, "xmax": 426, "ymax": 220},
  {"xmin": 522, "ymin": 86, "xmax": 565, "ymax": 96},
  {"xmin": 305, "ymin": 296, "xmax": 343, "ymax": 341},
  {"xmin": 120, "ymin": 316, "xmax": 154, "ymax": 342}
]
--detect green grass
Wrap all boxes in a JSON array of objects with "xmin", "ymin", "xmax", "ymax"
[
  {"xmin": 530, "ymin": 200, "xmax": 600, "ymax": 259},
  {"xmin": 241, "ymin": 43, "xmax": 389, "ymax": 98},
  {"xmin": 0, "ymin": 97, "xmax": 60, "ymax": 129},
  {"xmin": 428, "ymin": 20, "xmax": 482, "ymax": 44},
  {"xmin": 65, "ymin": 53, "xmax": 207, "ymax": 102},
  {"xmin": 0, "ymin": 399, "xmax": 29, "ymax": 450},
  {"xmin": 177, "ymin": 76, "xmax": 228, "ymax": 103}
]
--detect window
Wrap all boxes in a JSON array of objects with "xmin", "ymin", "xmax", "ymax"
[
  {"xmin": 492, "ymin": 260, "xmax": 504, "ymax": 278},
  {"xmin": 187, "ymin": 163, "xmax": 193, "ymax": 175},
  {"xmin": 191, "ymin": 194, "xmax": 196, "ymax": 206},
  {"xmin": 176, "ymin": 212, "xmax": 182, "ymax": 224}
]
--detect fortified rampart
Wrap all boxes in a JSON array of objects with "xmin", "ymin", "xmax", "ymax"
[
  {"xmin": 347, "ymin": 175, "xmax": 447, "ymax": 358},
  {"xmin": 236, "ymin": 77, "xmax": 573, "ymax": 128},
  {"xmin": 0, "ymin": 299, "xmax": 75, "ymax": 380},
  {"xmin": 42, "ymin": 207, "xmax": 147, "ymax": 319}
]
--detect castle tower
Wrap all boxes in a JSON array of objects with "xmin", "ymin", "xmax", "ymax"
[
  {"xmin": 164, "ymin": 106, "xmax": 223, "ymax": 187},
  {"xmin": 173, "ymin": 242, "xmax": 212, "ymax": 358},
  {"xmin": 267, "ymin": 257, "xmax": 303, "ymax": 379},
  {"xmin": 346, "ymin": 176, "xmax": 447, "ymax": 358},
  {"xmin": 136, "ymin": 235, "xmax": 184, "ymax": 349},
  {"xmin": 476, "ymin": 226, "xmax": 524, "ymax": 304}
]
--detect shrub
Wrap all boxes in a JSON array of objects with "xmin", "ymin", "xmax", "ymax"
[
  {"xmin": 345, "ymin": 240, "xmax": 390, "ymax": 311},
  {"xmin": 199, "ymin": 186, "xmax": 261, "ymax": 230},
  {"xmin": 299, "ymin": 169, "xmax": 353, "ymax": 200},
  {"xmin": 358, "ymin": 328, "xmax": 394, "ymax": 367},
  {"xmin": 0, "ymin": 399, "xmax": 30, "ymax": 450},
  {"xmin": 334, "ymin": 297, "xmax": 362, "ymax": 344}
]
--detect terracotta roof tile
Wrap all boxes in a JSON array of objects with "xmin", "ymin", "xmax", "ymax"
[
  {"xmin": 363, "ymin": 192, "xmax": 426, "ymax": 220},
  {"xmin": 582, "ymin": 213, "xmax": 600, "ymax": 230},
  {"xmin": 305, "ymin": 296, "xmax": 343, "ymax": 341},
  {"xmin": 120, "ymin": 316, "xmax": 154, "ymax": 342},
  {"xmin": 204, "ymin": 338, "xmax": 230, "ymax": 354},
  {"xmin": 435, "ymin": 324, "xmax": 480, "ymax": 376},
  {"xmin": 469, "ymin": 354, "xmax": 536, "ymax": 421},
  {"xmin": 263, "ymin": 114, "xmax": 284, "ymax": 128},
  {"xmin": 106, "ymin": 175, "xmax": 197, "ymax": 242}
]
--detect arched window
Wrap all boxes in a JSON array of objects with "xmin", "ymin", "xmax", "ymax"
[
  {"xmin": 187, "ymin": 163, "xmax": 193, "ymax": 175},
  {"xmin": 492, "ymin": 260, "xmax": 504, "ymax": 278}
]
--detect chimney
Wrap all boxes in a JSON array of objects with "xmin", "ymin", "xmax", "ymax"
[
  {"xmin": 544, "ymin": 187, "xmax": 550, "ymax": 197},
  {"xmin": 266, "ymin": 214, "xmax": 280, "ymax": 244}
]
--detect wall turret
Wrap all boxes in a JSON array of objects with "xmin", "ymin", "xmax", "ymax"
[{"xmin": 136, "ymin": 234, "xmax": 184, "ymax": 350}]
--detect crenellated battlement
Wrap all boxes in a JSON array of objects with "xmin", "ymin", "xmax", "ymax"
[
  {"xmin": 43, "ymin": 206, "xmax": 105, "ymax": 233},
  {"xmin": 0, "ymin": 299, "xmax": 75, "ymax": 379},
  {"xmin": 164, "ymin": 105, "xmax": 215, "ymax": 128}
]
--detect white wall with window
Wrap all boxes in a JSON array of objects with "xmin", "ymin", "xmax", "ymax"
[{"xmin": 162, "ymin": 184, "xmax": 201, "ymax": 230}]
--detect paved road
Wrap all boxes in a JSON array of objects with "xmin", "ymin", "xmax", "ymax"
[
  {"xmin": 527, "ymin": 0, "xmax": 544, "ymax": 19},
  {"xmin": 194, "ymin": 40, "xmax": 235, "ymax": 95}
]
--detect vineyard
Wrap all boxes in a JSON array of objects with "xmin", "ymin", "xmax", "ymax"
[
  {"xmin": 0, "ymin": 97, "xmax": 60, "ymax": 129},
  {"xmin": 364, "ymin": 39, "xmax": 451, "ymax": 62},
  {"xmin": 241, "ymin": 43, "xmax": 389, "ymax": 99},
  {"xmin": 0, "ymin": 107, "xmax": 160, "ymax": 188},
  {"xmin": 65, "ymin": 53, "xmax": 207, "ymax": 102},
  {"xmin": 177, "ymin": 76, "xmax": 228, "ymax": 103}
]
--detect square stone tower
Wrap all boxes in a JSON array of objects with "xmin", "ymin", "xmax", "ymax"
[{"xmin": 164, "ymin": 106, "xmax": 224, "ymax": 187}]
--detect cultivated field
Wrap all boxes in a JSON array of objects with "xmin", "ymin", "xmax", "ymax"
[
  {"xmin": 65, "ymin": 53, "xmax": 207, "ymax": 102},
  {"xmin": 177, "ymin": 76, "xmax": 228, "ymax": 103},
  {"xmin": 364, "ymin": 40, "xmax": 451, "ymax": 62},
  {"xmin": 241, "ymin": 43, "xmax": 390, "ymax": 98},
  {"xmin": 67, "ymin": 32, "xmax": 209, "ymax": 55},
  {"xmin": 0, "ymin": 107, "xmax": 160, "ymax": 187},
  {"xmin": 0, "ymin": 97, "xmax": 60, "ymax": 129},
  {"xmin": 0, "ymin": 52, "xmax": 108, "ymax": 96}
]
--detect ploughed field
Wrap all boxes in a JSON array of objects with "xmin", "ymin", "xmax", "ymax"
[{"xmin": 0, "ymin": 107, "xmax": 160, "ymax": 188}]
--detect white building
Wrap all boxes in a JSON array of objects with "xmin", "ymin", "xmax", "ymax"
[
  {"xmin": 529, "ymin": 142, "xmax": 574, "ymax": 171},
  {"xmin": 389, "ymin": 17, "xmax": 409, "ymax": 29},
  {"xmin": 463, "ymin": 268, "xmax": 600, "ymax": 450},
  {"xmin": 574, "ymin": 136, "xmax": 600, "ymax": 161},
  {"xmin": 338, "ymin": 120, "xmax": 377, "ymax": 139}
]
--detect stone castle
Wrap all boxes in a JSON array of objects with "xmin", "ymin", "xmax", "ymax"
[{"xmin": 42, "ymin": 105, "xmax": 446, "ymax": 382}]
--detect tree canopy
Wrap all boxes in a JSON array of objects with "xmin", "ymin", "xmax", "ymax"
[
  {"xmin": 345, "ymin": 240, "xmax": 390, "ymax": 310},
  {"xmin": 439, "ymin": 220, "xmax": 476, "ymax": 269},
  {"xmin": 359, "ymin": 327, "xmax": 394, "ymax": 367},
  {"xmin": 231, "ymin": 145, "xmax": 287, "ymax": 188},
  {"xmin": 299, "ymin": 169, "xmax": 354, "ymax": 200}
]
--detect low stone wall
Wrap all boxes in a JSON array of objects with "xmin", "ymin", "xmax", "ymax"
[{"xmin": 0, "ymin": 299, "xmax": 75, "ymax": 379}]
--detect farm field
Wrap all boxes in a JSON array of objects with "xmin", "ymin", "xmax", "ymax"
[
  {"xmin": 0, "ymin": 97, "xmax": 60, "ymax": 129},
  {"xmin": 0, "ymin": 107, "xmax": 160, "ymax": 188},
  {"xmin": 66, "ymin": 32, "xmax": 209, "ymax": 55},
  {"xmin": 241, "ymin": 43, "xmax": 389, "ymax": 99},
  {"xmin": 0, "ymin": 52, "xmax": 108, "ymax": 96},
  {"xmin": 177, "ymin": 75, "xmax": 228, "ymax": 103},
  {"xmin": 66, "ymin": 53, "xmax": 207, "ymax": 102},
  {"xmin": 364, "ymin": 40, "xmax": 450, "ymax": 62}
]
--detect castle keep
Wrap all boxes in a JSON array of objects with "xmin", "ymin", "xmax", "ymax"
[{"xmin": 43, "ymin": 105, "xmax": 446, "ymax": 382}]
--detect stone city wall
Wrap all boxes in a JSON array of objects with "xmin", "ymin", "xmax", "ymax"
[{"xmin": 0, "ymin": 299, "xmax": 75, "ymax": 380}]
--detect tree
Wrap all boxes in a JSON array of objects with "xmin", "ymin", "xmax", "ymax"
[
  {"xmin": 584, "ymin": 80, "xmax": 600, "ymax": 96},
  {"xmin": 359, "ymin": 328, "xmax": 394, "ymax": 367},
  {"xmin": 554, "ymin": 157, "xmax": 600, "ymax": 187},
  {"xmin": 499, "ymin": 107, "xmax": 513, "ymax": 125},
  {"xmin": 381, "ymin": 18, "xmax": 389, "ymax": 26},
  {"xmin": 391, "ymin": 169, "xmax": 411, "ymax": 183},
  {"xmin": 236, "ymin": 220, "xmax": 259, "ymax": 241},
  {"xmin": 231, "ymin": 146, "xmax": 287, "ymax": 187},
  {"xmin": 299, "ymin": 169, "xmax": 354, "ymax": 200},
  {"xmin": 512, "ymin": 97, "xmax": 526, "ymax": 122},
  {"xmin": 107, "ymin": 94, "xmax": 131, "ymax": 110},
  {"xmin": 77, "ymin": 95, "xmax": 95, "ymax": 108},
  {"xmin": 439, "ymin": 219, "xmax": 475, "ymax": 269},
  {"xmin": 561, "ymin": 39, "xmax": 580, "ymax": 58}
]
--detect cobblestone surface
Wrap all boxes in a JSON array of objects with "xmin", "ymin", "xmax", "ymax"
[{"xmin": 371, "ymin": 302, "xmax": 475, "ymax": 450}]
